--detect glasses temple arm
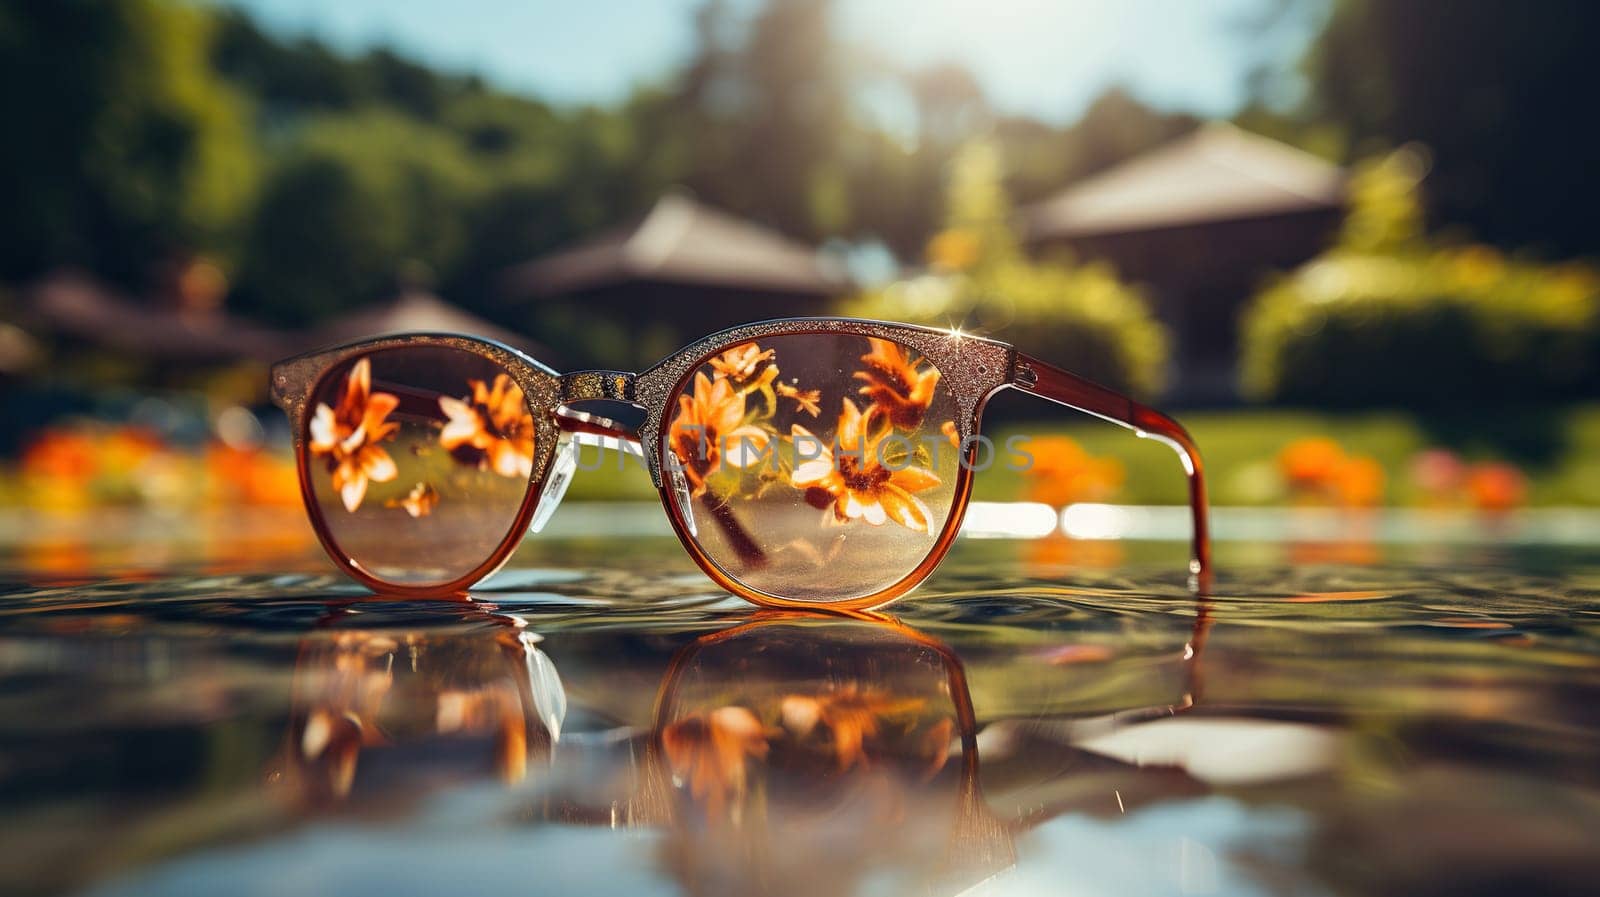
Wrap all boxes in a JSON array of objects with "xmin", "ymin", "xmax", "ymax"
[{"xmin": 1008, "ymin": 352, "xmax": 1211, "ymax": 582}]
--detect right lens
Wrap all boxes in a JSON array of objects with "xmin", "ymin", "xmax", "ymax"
[
  {"xmin": 304, "ymin": 345, "xmax": 541, "ymax": 587},
  {"xmin": 662, "ymin": 332, "xmax": 963, "ymax": 604}
]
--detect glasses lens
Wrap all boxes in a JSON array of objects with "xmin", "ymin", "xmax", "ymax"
[
  {"xmin": 664, "ymin": 333, "xmax": 962, "ymax": 603},
  {"xmin": 304, "ymin": 345, "xmax": 540, "ymax": 587}
]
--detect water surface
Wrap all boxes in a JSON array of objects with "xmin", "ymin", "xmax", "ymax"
[{"xmin": 1, "ymin": 513, "xmax": 1598, "ymax": 897}]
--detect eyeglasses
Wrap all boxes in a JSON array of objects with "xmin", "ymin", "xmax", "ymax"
[{"xmin": 270, "ymin": 318, "xmax": 1209, "ymax": 608}]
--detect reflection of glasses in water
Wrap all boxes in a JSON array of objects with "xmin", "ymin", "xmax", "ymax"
[
  {"xmin": 267, "ymin": 609, "xmax": 565, "ymax": 805},
  {"xmin": 638, "ymin": 611, "xmax": 1010, "ymax": 894},
  {"xmin": 634, "ymin": 605, "xmax": 1211, "ymax": 895},
  {"xmin": 259, "ymin": 597, "xmax": 1210, "ymax": 894},
  {"xmin": 270, "ymin": 319, "xmax": 1209, "ymax": 608}
]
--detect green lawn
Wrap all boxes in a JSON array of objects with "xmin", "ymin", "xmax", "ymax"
[{"xmin": 563, "ymin": 403, "xmax": 1600, "ymax": 507}]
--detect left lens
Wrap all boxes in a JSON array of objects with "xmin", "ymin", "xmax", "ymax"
[
  {"xmin": 304, "ymin": 345, "xmax": 540, "ymax": 587},
  {"xmin": 662, "ymin": 332, "xmax": 963, "ymax": 603}
]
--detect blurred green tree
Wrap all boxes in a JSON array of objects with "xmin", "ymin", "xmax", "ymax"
[
  {"xmin": 210, "ymin": 8, "xmax": 672, "ymax": 321},
  {"xmin": 0, "ymin": 0, "xmax": 257, "ymax": 285},
  {"xmin": 664, "ymin": 0, "xmax": 852, "ymax": 242},
  {"xmin": 1304, "ymin": 0, "xmax": 1600, "ymax": 257},
  {"xmin": 232, "ymin": 111, "xmax": 481, "ymax": 324}
]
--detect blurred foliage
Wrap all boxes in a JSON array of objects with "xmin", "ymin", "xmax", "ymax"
[
  {"xmin": 0, "ymin": 0, "xmax": 258, "ymax": 283},
  {"xmin": 1241, "ymin": 147, "xmax": 1600, "ymax": 407},
  {"xmin": 5, "ymin": 0, "xmax": 1595, "ymax": 418},
  {"xmin": 1336, "ymin": 146, "xmax": 1427, "ymax": 253},
  {"xmin": 232, "ymin": 110, "xmax": 483, "ymax": 324},
  {"xmin": 1302, "ymin": 0, "xmax": 1600, "ymax": 257},
  {"xmin": 665, "ymin": 0, "xmax": 850, "ymax": 241},
  {"xmin": 0, "ymin": 0, "xmax": 1206, "ymax": 326},
  {"xmin": 846, "ymin": 142, "xmax": 1168, "ymax": 398},
  {"xmin": 214, "ymin": 9, "xmax": 666, "ymax": 324}
]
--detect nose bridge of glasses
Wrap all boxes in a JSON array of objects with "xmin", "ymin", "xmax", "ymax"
[
  {"xmin": 559, "ymin": 370, "xmax": 637, "ymax": 404},
  {"xmin": 528, "ymin": 370, "xmax": 646, "ymax": 535},
  {"xmin": 554, "ymin": 370, "xmax": 643, "ymax": 439}
]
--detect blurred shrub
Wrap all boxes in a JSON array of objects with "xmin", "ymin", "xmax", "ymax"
[
  {"xmin": 1242, "ymin": 148, "xmax": 1600, "ymax": 406},
  {"xmin": 844, "ymin": 142, "xmax": 1168, "ymax": 398}
]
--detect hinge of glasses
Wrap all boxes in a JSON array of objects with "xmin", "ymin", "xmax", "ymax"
[{"xmin": 1013, "ymin": 359, "xmax": 1040, "ymax": 389}]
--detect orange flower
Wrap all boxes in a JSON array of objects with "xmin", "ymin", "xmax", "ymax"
[
  {"xmin": 309, "ymin": 358, "xmax": 400, "ymax": 512},
  {"xmin": 388, "ymin": 482, "xmax": 438, "ymax": 518},
  {"xmin": 661, "ymin": 706, "xmax": 769, "ymax": 818},
  {"xmin": 709, "ymin": 343, "xmax": 775, "ymax": 385},
  {"xmin": 439, "ymin": 374, "xmax": 536, "ymax": 479},
  {"xmin": 779, "ymin": 685, "xmax": 928, "ymax": 772},
  {"xmin": 776, "ymin": 380, "xmax": 822, "ymax": 417},
  {"xmin": 1023, "ymin": 435, "xmax": 1125, "ymax": 506},
  {"xmin": 668, "ymin": 371, "xmax": 772, "ymax": 496},
  {"xmin": 1279, "ymin": 437, "xmax": 1345, "ymax": 489},
  {"xmin": 1334, "ymin": 456, "xmax": 1385, "ymax": 507},
  {"xmin": 20, "ymin": 429, "xmax": 97, "ymax": 480},
  {"xmin": 790, "ymin": 399, "xmax": 941, "ymax": 533},
  {"xmin": 1467, "ymin": 462, "xmax": 1526, "ymax": 512},
  {"xmin": 854, "ymin": 338, "xmax": 941, "ymax": 430}
]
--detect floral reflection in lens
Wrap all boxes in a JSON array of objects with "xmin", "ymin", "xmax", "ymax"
[{"xmin": 664, "ymin": 335, "xmax": 962, "ymax": 602}]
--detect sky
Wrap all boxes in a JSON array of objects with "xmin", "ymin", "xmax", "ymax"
[{"xmin": 220, "ymin": 0, "xmax": 1323, "ymax": 124}]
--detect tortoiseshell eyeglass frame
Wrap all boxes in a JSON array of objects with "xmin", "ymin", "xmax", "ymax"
[{"xmin": 270, "ymin": 317, "xmax": 1210, "ymax": 608}]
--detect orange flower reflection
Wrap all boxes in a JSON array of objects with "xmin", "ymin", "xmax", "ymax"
[
  {"xmin": 791, "ymin": 399, "xmax": 941, "ymax": 533},
  {"xmin": 776, "ymin": 380, "xmax": 822, "ymax": 417},
  {"xmin": 309, "ymin": 358, "xmax": 400, "ymax": 512},
  {"xmin": 668, "ymin": 371, "xmax": 772, "ymax": 496},
  {"xmin": 940, "ymin": 420, "xmax": 960, "ymax": 449},
  {"xmin": 710, "ymin": 343, "xmax": 776, "ymax": 385},
  {"xmin": 661, "ymin": 705, "xmax": 770, "ymax": 818},
  {"xmin": 780, "ymin": 685, "xmax": 930, "ymax": 773},
  {"xmin": 854, "ymin": 338, "xmax": 941, "ymax": 430},
  {"xmin": 387, "ymin": 481, "xmax": 438, "ymax": 518},
  {"xmin": 439, "ymin": 374, "xmax": 536, "ymax": 479}
]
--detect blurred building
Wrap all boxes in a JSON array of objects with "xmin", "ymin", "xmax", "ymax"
[
  {"xmin": 501, "ymin": 191, "xmax": 852, "ymax": 368},
  {"xmin": 1023, "ymin": 124, "xmax": 1346, "ymax": 403},
  {"xmin": 308, "ymin": 289, "xmax": 557, "ymax": 364},
  {"xmin": 24, "ymin": 270, "xmax": 291, "ymax": 366}
]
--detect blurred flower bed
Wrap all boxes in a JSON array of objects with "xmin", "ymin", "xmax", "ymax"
[
  {"xmin": 973, "ymin": 400, "xmax": 1600, "ymax": 510},
  {"xmin": 5, "ymin": 419, "xmax": 297, "ymax": 513},
  {"xmin": 2, "ymin": 418, "xmax": 1592, "ymax": 514},
  {"xmin": 1277, "ymin": 437, "xmax": 1526, "ymax": 512}
]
